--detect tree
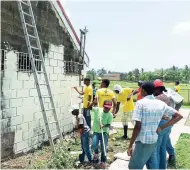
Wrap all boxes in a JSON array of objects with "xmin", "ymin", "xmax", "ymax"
[
  {"xmin": 132, "ymin": 68, "xmax": 140, "ymax": 81},
  {"xmin": 172, "ymin": 65, "xmax": 176, "ymax": 71},
  {"xmin": 97, "ymin": 67, "xmax": 107, "ymax": 77},
  {"xmin": 88, "ymin": 65, "xmax": 190, "ymax": 83},
  {"xmin": 86, "ymin": 69, "xmax": 96, "ymax": 80},
  {"xmin": 120, "ymin": 73, "xmax": 127, "ymax": 81},
  {"xmin": 183, "ymin": 65, "xmax": 189, "ymax": 83},
  {"xmin": 126, "ymin": 71, "xmax": 133, "ymax": 81},
  {"xmin": 141, "ymin": 68, "xmax": 144, "ymax": 74}
]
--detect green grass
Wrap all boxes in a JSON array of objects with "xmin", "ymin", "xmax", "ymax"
[
  {"xmin": 182, "ymin": 105, "xmax": 190, "ymax": 109},
  {"xmin": 175, "ymin": 133, "xmax": 190, "ymax": 169}
]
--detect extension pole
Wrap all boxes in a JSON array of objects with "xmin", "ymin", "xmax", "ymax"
[{"xmin": 96, "ymin": 95, "xmax": 107, "ymax": 157}]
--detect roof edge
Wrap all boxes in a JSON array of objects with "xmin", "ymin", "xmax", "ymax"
[{"xmin": 53, "ymin": 0, "xmax": 90, "ymax": 66}]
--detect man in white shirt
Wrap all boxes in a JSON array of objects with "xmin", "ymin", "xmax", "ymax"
[{"xmin": 127, "ymin": 82, "xmax": 183, "ymax": 169}]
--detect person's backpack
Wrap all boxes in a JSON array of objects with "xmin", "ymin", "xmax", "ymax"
[{"xmin": 164, "ymin": 88, "xmax": 184, "ymax": 104}]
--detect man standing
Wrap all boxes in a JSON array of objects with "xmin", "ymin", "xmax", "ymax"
[
  {"xmin": 154, "ymin": 79, "xmax": 173, "ymax": 169},
  {"xmin": 74, "ymin": 78, "xmax": 93, "ymax": 129},
  {"xmin": 114, "ymin": 84, "xmax": 135, "ymax": 139},
  {"xmin": 127, "ymin": 82, "xmax": 183, "ymax": 169},
  {"xmin": 91, "ymin": 79, "xmax": 117, "ymax": 116},
  {"xmin": 174, "ymin": 81, "xmax": 181, "ymax": 93},
  {"xmin": 163, "ymin": 87, "xmax": 184, "ymax": 166}
]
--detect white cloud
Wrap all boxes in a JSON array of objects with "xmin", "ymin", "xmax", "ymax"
[{"xmin": 171, "ymin": 21, "xmax": 190, "ymax": 36}]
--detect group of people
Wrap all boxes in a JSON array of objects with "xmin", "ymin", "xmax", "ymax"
[{"xmin": 71, "ymin": 78, "xmax": 184, "ymax": 169}]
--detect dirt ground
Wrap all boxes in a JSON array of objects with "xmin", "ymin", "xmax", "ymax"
[{"xmin": 1, "ymin": 129, "xmax": 131, "ymax": 169}]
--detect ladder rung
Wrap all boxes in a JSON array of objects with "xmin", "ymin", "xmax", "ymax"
[
  {"xmin": 34, "ymin": 59, "xmax": 42, "ymax": 62},
  {"xmin": 42, "ymin": 96, "xmax": 51, "ymax": 98},
  {"xmin": 39, "ymin": 83, "xmax": 48, "ymax": 86},
  {"xmin": 21, "ymin": 1, "xmax": 29, "ymax": 6},
  {"xmin": 26, "ymin": 23, "xmax": 34, "ymax": 28},
  {"xmin": 28, "ymin": 34, "xmax": 37, "ymax": 39},
  {"xmin": 49, "ymin": 121, "xmax": 57, "ymax": 124},
  {"xmin": 23, "ymin": 11, "xmax": 32, "ymax": 17},
  {"xmin": 37, "ymin": 71, "xmax": 45, "ymax": 74},
  {"xmin": 31, "ymin": 46, "xmax": 39, "ymax": 50},
  {"xmin": 51, "ymin": 134, "xmax": 60, "ymax": 139},
  {"xmin": 45, "ymin": 108, "xmax": 54, "ymax": 111}
]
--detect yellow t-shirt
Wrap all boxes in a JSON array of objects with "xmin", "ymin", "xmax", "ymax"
[
  {"xmin": 117, "ymin": 88, "xmax": 135, "ymax": 113},
  {"xmin": 83, "ymin": 85, "xmax": 93, "ymax": 108},
  {"xmin": 175, "ymin": 85, "xmax": 181, "ymax": 93},
  {"xmin": 96, "ymin": 88, "xmax": 115, "ymax": 108}
]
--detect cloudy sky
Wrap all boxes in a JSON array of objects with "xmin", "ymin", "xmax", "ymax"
[{"xmin": 61, "ymin": 0, "xmax": 190, "ymax": 72}]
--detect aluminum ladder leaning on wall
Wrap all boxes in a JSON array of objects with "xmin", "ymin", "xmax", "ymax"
[{"xmin": 17, "ymin": 0, "xmax": 63, "ymax": 152}]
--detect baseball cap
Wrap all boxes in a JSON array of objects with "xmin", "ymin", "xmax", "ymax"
[
  {"xmin": 103, "ymin": 101, "xmax": 112, "ymax": 108},
  {"xmin": 138, "ymin": 80, "xmax": 144, "ymax": 85},
  {"xmin": 154, "ymin": 79, "xmax": 164, "ymax": 88},
  {"xmin": 69, "ymin": 105, "xmax": 79, "ymax": 112},
  {"xmin": 113, "ymin": 84, "xmax": 122, "ymax": 93}
]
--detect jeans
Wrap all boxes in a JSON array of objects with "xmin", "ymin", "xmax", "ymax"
[
  {"xmin": 128, "ymin": 141, "xmax": 157, "ymax": 169},
  {"xmin": 79, "ymin": 131, "xmax": 92, "ymax": 162},
  {"xmin": 92, "ymin": 132, "xmax": 109, "ymax": 162},
  {"xmin": 166, "ymin": 126, "xmax": 175, "ymax": 156},
  {"xmin": 83, "ymin": 108, "xmax": 91, "ymax": 129},
  {"xmin": 157, "ymin": 119, "xmax": 171, "ymax": 169}
]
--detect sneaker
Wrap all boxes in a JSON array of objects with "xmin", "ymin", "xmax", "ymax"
[
  {"xmin": 93, "ymin": 153, "xmax": 99, "ymax": 163},
  {"xmin": 168, "ymin": 155, "xmax": 176, "ymax": 165},
  {"xmin": 100, "ymin": 162, "xmax": 106, "ymax": 169}
]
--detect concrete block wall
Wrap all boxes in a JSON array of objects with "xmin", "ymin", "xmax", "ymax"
[{"xmin": 1, "ymin": 45, "xmax": 81, "ymax": 156}]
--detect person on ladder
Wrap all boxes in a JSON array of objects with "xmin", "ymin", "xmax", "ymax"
[
  {"xmin": 114, "ymin": 84, "xmax": 135, "ymax": 139},
  {"xmin": 74, "ymin": 78, "xmax": 93, "ymax": 129}
]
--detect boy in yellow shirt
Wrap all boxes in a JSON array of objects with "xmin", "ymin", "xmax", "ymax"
[
  {"xmin": 90, "ymin": 79, "xmax": 117, "ymax": 116},
  {"xmin": 74, "ymin": 78, "xmax": 93, "ymax": 129},
  {"xmin": 174, "ymin": 81, "xmax": 181, "ymax": 93},
  {"xmin": 114, "ymin": 84, "xmax": 135, "ymax": 139}
]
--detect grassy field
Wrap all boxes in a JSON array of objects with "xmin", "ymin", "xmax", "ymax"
[
  {"xmin": 93, "ymin": 80, "xmax": 190, "ymax": 105},
  {"xmin": 175, "ymin": 133, "xmax": 190, "ymax": 169}
]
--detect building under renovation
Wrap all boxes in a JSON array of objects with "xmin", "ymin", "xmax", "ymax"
[{"xmin": 1, "ymin": 0, "xmax": 89, "ymax": 158}]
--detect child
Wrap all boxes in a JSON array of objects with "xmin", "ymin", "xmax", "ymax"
[
  {"xmin": 92, "ymin": 100, "xmax": 113, "ymax": 169},
  {"xmin": 70, "ymin": 105, "xmax": 92, "ymax": 163}
]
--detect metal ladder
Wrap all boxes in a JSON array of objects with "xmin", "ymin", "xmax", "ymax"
[{"xmin": 17, "ymin": 0, "xmax": 63, "ymax": 152}]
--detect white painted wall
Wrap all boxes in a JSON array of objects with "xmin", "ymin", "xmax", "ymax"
[{"xmin": 1, "ymin": 44, "xmax": 82, "ymax": 154}]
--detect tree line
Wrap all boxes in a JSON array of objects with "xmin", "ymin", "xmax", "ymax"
[{"xmin": 87, "ymin": 65, "xmax": 190, "ymax": 83}]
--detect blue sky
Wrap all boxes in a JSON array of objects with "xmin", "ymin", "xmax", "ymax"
[{"xmin": 62, "ymin": 0, "xmax": 190, "ymax": 72}]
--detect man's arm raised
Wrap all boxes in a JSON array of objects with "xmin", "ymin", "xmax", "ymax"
[{"xmin": 74, "ymin": 87, "xmax": 85, "ymax": 95}]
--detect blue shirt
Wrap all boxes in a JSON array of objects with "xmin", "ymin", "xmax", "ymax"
[
  {"xmin": 93, "ymin": 88, "xmax": 97, "ymax": 96},
  {"xmin": 132, "ymin": 95, "xmax": 176, "ymax": 144}
]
